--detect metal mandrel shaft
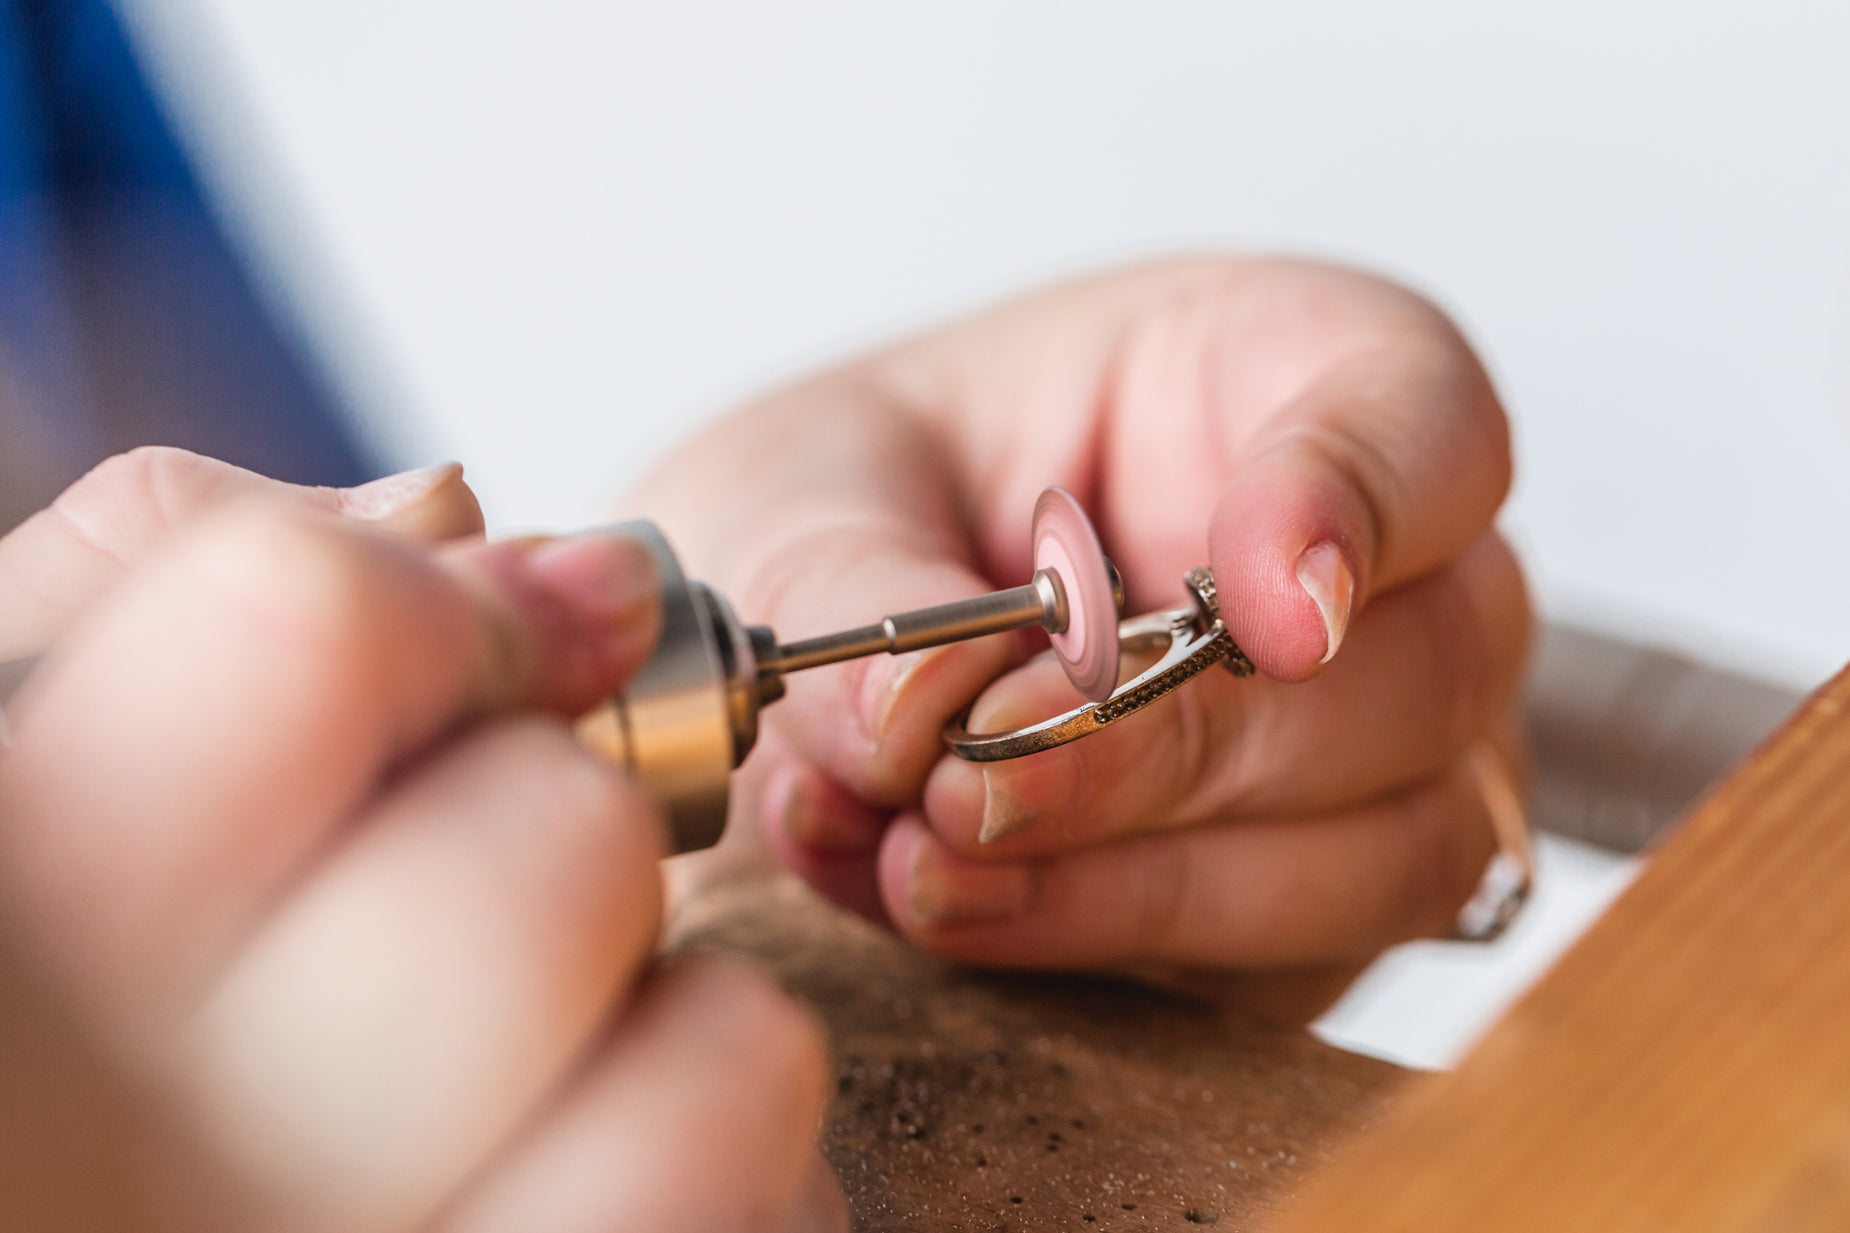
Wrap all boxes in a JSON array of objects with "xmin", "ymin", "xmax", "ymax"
[{"xmin": 764, "ymin": 569, "xmax": 1069, "ymax": 676}]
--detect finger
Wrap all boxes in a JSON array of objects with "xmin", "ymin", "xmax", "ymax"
[
  {"xmin": 0, "ymin": 447, "xmax": 484, "ymax": 656},
  {"xmin": 338, "ymin": 462, "xmax": 486, "ymax": 542},
  {"xmin": 748, "ymin": 727, "xmax": 893, "ymax": 925},
  {"xmin": 634, "ymin": 388, "xmax": 1016, "ymax": 807},
  {"xmin": 923, "ymin": 532, "xmax": 1529, "ymax": 855},
  {"xmin": 0, "ymin": 507, "xmax": 659, "ymax": 1028},
  {"xmin": 883, "ymin": 759, "xmax": 1499, "ymax": 973},
  {"xmin": 441, "ymin": 955, "xmax": 834, "ymax": 1233},
  {"xmin": 1199, "ymin": 293, "xmax": 1511, "ymax": 680},
  {"xmin": 785, "ymin": 1150, "xmax": 854, "ymax": 1233},
  {"xmin": 869, "ymin": 259, "xmax": 1512, "ymax": 682},
  {"xmin": 665, "ymin": 721, "xmax": 891, "ymax": 927},
  {"xmin": 180, "ymin": 717, "xmax": 665, "ymax": 1231},
  {"xmin": 1145, "ymin": 962, "xmax": 1375, "ymax": 1027},
  {"xmin": 627, "ymin": 258, "xmax": 1513, "ymax": 856}
]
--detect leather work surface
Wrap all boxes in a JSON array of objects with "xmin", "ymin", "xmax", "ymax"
[{"xmin": 667, "ymin": 871, "xmax": 1408, "ymax": 1232}]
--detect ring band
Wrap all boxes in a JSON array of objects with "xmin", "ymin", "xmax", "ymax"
[
  {"xmin": 1453, "ymin": 741, "xmax": 1535, "ymax": 942},
  {"xmin": 943, "ymin": 567, "xmax": 1255, "ymax": 763},
  {"xmin": 943, "ymin": 610, "xmax": 1227, "ymax": 761}
]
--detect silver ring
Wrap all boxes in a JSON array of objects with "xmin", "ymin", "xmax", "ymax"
[
  {"xmin": 943, "ymin": 568, "xmax": 1254, "ymax": 763},
  {"xmin": 1452, "ymin": 742, "xmax": 1535, "ymax": 942}
]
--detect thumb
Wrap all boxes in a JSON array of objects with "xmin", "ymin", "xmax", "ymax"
[
  {"xmin": 739, "ymin": 527, "xmax": 1014, "ymax": 808},
  {"xmin": 0, "ymin": 447, "xmax": 484, "ymax": 657},
  {"xmin": 1208, "ymin": 340, "xmax": 1510, "ymax": 682}
]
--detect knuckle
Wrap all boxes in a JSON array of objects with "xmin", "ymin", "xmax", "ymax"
[
  {"xmin": 50, "ymin": 446, "xmax": 207, "ymax": 560},
  {"xmin": 77, "ymin": 445, "xmax": 199, "ymax": 502},
  {"xmin": 1474, "ymin": 534, "xmax": 1536, "ymax": 693},
  {"xmin": 1431, "ymin": 534, "xmax": 1533, "ymax": 754},
  {"xmin": 1391, "ymin": 329, "xmax": 1514, "ymax": 504},
  {"xmin": 1404, "ymin": 537, "xmax": 1527, "ymax": 765},
  {"xmin": 1271, "ymin": 413, "xmax": 1401, "ymax": 564},
  {"xmin": 181, "ymin": 504, "xmax": 461, "ymax": 697}
]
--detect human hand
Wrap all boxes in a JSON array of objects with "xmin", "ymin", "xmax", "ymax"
[
  {"xmin": 632, "ymin": 258, "xmax": 1530, "ymax": 1019},
  {"xmin": 0, "ymin": 448, "xmax": 842, "ymax": 1232}
]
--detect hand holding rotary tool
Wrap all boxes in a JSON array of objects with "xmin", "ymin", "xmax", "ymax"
[
  {"xmin": 578, "ymin": 485, "xmax": 1254, "ymax": 854},
  {"xmin": 630, "ymin": 258, "xmax": 1530, "ymax": 1018}
]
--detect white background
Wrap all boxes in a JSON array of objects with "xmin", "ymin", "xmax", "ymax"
[
  {"xmin": 123, "ymin": 0, "xmax": 1850, "ymax": 688},
  {"xmin": 114, "ymin": 1, "xmax": 1850, "ymax": 1065}
]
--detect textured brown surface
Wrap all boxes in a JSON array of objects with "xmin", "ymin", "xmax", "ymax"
[
  {"xmin": 668, "ymin": 871, "xmax": 1408, "ymax": 1232},
  {"xmin": 1269, "ymin": 663, "xmax": 1850, "ymax": 1232}
]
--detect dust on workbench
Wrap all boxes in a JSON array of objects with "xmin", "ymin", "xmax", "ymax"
[{"xmin": 668, "ymin": 869, "xmax": 1410, "ymax": 1233}]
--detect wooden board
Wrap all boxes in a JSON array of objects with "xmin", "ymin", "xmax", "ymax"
[
  {"xmin": 1267, "ymin": 663, "xmax": 1850, "ymax": 1232},
  {"xmin": 669, "ymin": 871, "xmax": 1407, "ymax": 1231}
]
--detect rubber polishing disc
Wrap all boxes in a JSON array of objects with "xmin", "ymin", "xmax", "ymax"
[{"xmin": 1031, "ymin": 486, "xmax": 1120, "ymax": 703}]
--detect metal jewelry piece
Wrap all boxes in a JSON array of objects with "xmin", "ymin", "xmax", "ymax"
[
  {"xmin": 1453, "ymin": 742, "xmax": 1536, "ymax": 942},
  {"xmin": 945, "ymin": 567, "xmax": 1254, "ymax": 762}
]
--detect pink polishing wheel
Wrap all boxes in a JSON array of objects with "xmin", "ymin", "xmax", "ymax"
[{"xmin": 1031, "ymin": 486, "xmax": 1121, "ymax": 703}]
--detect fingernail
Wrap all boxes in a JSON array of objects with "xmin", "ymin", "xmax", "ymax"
[
  {"xmin": 868, "ymin": 648, "xmax": 941, "ymax": 743},
  {"xmin": 1295, "ymin": 541, "xmax": 1354, "ymax": 665},
  {"xmin": 905, "ymin": 831, "xmax": 1033, "ymax": 926},
  {"xmin": 338, "ymin": 462, "xmax": 462, "ymax": 519},
  {"xmin": 527, "ymin": 533, "xmax": 660, "ymax": 664},
  {"xmin": 529, "ymin": 533, "xmax": 656, "ymax": 618},
  {"xmin": 976, "ymin": 771, "xmax": 1038, "ymax": 845}
]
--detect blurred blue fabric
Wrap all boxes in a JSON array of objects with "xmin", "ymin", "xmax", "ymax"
[{"xmin": 0, "ymin": 0, "xmax": 372, "ymax": 496}]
